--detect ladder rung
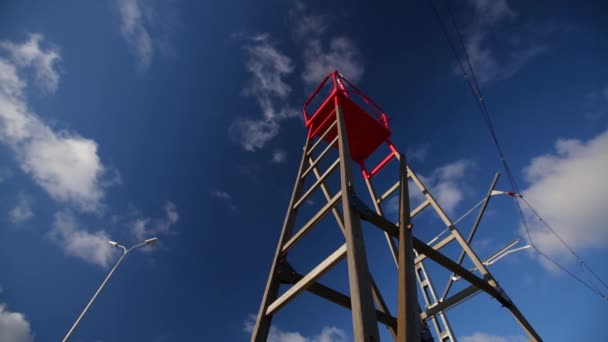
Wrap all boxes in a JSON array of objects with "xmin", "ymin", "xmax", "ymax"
[
  {"xmin": 308, "ymin": 108, "xmax": 337, "ymax": 138},
  {"xmin": 377, "ymin": 180, "xmax": 400, "ymax": 204},
  {"xmin": 282, "ymin": 191, "xmax": 342, "ymax": 253},
  {"xmin": 368, "ymin": 151, "xmax": 397, "ymax": 178},
  {"xmin": 293, "ymin": 158, "xmax": 340, "ymax": 209},
  {"xmin": 307, "ymin": 120, "xmax": 337, "ymax": 157},
  {"xmin": 411, "ymin": 199, "xmax": 430, "ymax": 218},
  {"xmin": 301, "ymin": 136, "xmax": 338, "ymax": 179}
]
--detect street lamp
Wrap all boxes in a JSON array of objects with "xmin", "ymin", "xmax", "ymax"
[{"xmin": 62, "ymin": 237, "xmax": 159, "ymax": 341}]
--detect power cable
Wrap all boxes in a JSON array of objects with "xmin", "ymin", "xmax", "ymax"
[{"xmin": 429, "ymin": 0, "xmax": 608, "ymax": 300}]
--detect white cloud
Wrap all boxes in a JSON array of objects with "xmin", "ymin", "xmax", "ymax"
[
  {"xmin": 290, "ymin": 2, "xmax": 328, "ymax": 41},
  {"xmin": 231, "ymin": 4, "xmax": 364, "ymax": 152},
  {"xmin": 421, "ymin": 160, "xmax": 474, "ymax": 214},
  {"xmin": 521, "ymin": 130, "xmax": 608, "ymax": 262},
  {"xmin": 130, "ymin": 217, "xmax": 150, "ymax": 241},
  {"xmin": 290, "ymin": 3, "xmax": 364, "ymax": 86},
  {"xmin": 301, "ymin": 37, "xmax": 363, "ymax": 87},
  {"xmin": 272, "ymin": 149, "xmax": 287, "ymax": 163},
  {"xmin": 21, "ymin": 134, "xmax": 106, "ymax": 211},
  {"xmin": 468, "ymin": 0, "xmax": 516, "ymax": 26},
  {"xmin": 460, "ymin": 0, "xmax": 547, "ymax": 84},
  {"xmin": 0, "ymin": 35, "xmax": 110, "ymax": 212},
  {"xmin": 114, "ymin": 0, "xmax": 175, "ymax": 71},
  {"xmin": 243, "ymin": 314, "xmax": 347, "ymax": 342},
  {"xmin": 210, "ymin": 191, "xmax": 237, "ymax": 211},
  {"xmin": 164, "ymin": 201, "xmax": 179, "ymax": 226},
  {"xmin": 230, "ymin": 35, "xmax": 296, "ymax": 151},
  {"xmin": 243, "ymin": 35, "xmax": 294, "ymax": 108},
  {"xmin": 116, "ymin": 0, "xmax": 154, "ymax": 70},
  {"xmin": 460, "ymin": 332, "xmax": 525, "ymax": 342},
  {"xmin": 129, "ymin": 201, "xmax": 180, "ymax": 240},
  {"xmin": 154, "ymin": 201, "xmax": 179, "ymax": 236},
  {"xmin": 406, "ymin": 143, "xmax": 430, "ymax": 163},
  {"xmin": 8, "ymin": 192, "xmax": 33, "ymax": 224},
  {"xmin": 211, "ymin": 191, "xmax": 231, "ymax": 201},
  {"xmin": 384, "ymin": 161, "xmax": 472, "ymax": 218},
  {"xmin": 229, "ymin": 118, "xmax": 280, "ymax": 152},
  {"xmin": 464, "ymin": 32, "xmax": 547, "ymax": 84},
  {"xmin": 0, "ymin": 33, "xmax": 60, "ymax": 92},
  {"xmin": 49, "ymin": 211, "xmax": 115, "ymax": 268},
  {"xmin": 0, "ymin": 304, "xmax": 34, "ymax": 342}
]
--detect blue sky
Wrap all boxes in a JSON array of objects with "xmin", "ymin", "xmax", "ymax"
[{"xmin": 1, "ymin": 0, "xmax": 607, "ymax": 341}]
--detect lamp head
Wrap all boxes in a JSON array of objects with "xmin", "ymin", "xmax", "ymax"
[
  {"xmin": 144, "ymin": 237, "xmax": 159, "ymax": 245},
  {"xmin": 108, "ymin": 241, "xmax": 119, "ymax": 247}
]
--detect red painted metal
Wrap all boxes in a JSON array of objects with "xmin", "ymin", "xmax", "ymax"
[
  {"xmin": 303, "ymin": 71, "xmax": 392, "ymax": 165},
  {"xmin": 369, "ymin": 152, "xmax": 396, "ymax": 178}
]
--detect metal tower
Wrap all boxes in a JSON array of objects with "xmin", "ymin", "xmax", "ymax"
[{"xmin": 251, "ymin": 71, "xmax": 542, "ymax": 342}]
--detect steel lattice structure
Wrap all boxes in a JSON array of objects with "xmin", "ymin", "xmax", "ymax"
[{"xmin": 251, "ymin": 71, "xmax": 542, "ymax": 342}]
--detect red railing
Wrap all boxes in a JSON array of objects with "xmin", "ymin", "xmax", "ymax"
[{"xmin": 302, "ymin": 71, "xmax": 390, "ymax": 130}]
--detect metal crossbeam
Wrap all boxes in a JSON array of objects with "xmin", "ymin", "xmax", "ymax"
[
  {"xmin": 266, "ymin": 244, "xmax": 347, "ymax": 315},
  {"xmin": 281, "ymin": 272, "xmax": 397, "ymax": 329},
  {"xmin": 421, "ymin": 285, "xmax": 480, "ymax": 321}
]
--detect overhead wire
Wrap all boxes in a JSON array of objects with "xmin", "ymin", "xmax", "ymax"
[{"xmin": 429, "ymin": 0, "xmax": 608, "ymax": 300}]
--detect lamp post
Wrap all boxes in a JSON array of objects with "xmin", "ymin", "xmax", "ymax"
[{"xmin": 62, "ymin": 237, "xmax": 159, "ymax": 342}]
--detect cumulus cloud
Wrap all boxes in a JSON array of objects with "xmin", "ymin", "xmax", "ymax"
[
  {"xmin": 21, "ymin": 134, "xmax": 107, "ymax": 211},
  {"xmin": 420, "ymin": 160, "xmax": 474, "ymax": 214},
  {"xmin": 230, "ymin": 35, "xmax": 296, "ymax": 151},
  {"xmin": 242, "ymin": 35, "xmax": 294, "ymax": 107},
  {"xmin": 459, "ymin": 0, "xmax": 547, "ymax": 84},
  {"xmin": 8, "ymin": 192, "xmax": 33, "ymax": 224},
  {"xmin": 243, "ymin": 314, "xmax": 347, "ymax": 342},
  {"xmin": 229, "ymin": 118, "xmax": 280, "ymax": 152},
  {"xmin": 0, "ymin": 34, "xmax": 111, "ymax": 212},
  {"xmin": 231, "ymin": 3, "xmax": 364, "ymax": 152},
  {"xmin": 49, "ymin": 211, "xmax": 114, "ymax": 268},
  {"xmin": 0, "ymin": 304, "xmax": 34, "ymax": 342},
  {"xmin": 521, "ymin": 130, "xmax": 608, "ymax": 262},
  {"xmin": 272, "ymin": 149, "xmax": 287, "ymax": 163},
  {"xmin": 460, "ymin": 332, "xmax": 525, "ymax": 342},
  {"xmin": 290, "ymin": 2, "xmax": 364, "ymax": 86},
  {"xmin": 0, "ymin": 33, "xmax": 60, "ymax": 92},
  {"xmin": 129, "ymin": 201, "xmax": 180, "ymax": 241}
]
